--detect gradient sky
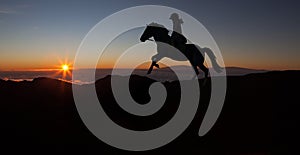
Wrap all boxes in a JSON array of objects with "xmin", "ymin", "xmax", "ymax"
[{"xmin": 0, "ymin": 0, "xmax": 299, "ymax": 70}]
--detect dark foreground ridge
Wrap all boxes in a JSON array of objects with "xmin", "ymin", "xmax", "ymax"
[{"xmin": 0, "ymin": 71, "xmax": 299, "ymax": 154}]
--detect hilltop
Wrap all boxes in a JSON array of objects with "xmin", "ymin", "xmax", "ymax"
[{"xmin": 0, "ymin": 71, "xmax": 299, "ymax": 154}]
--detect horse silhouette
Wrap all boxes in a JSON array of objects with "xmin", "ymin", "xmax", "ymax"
[{"xmin": 140, "ymin": 22, "xmax": 223, "ymax": 77}]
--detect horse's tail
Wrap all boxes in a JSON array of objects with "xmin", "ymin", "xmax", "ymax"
[{"xmin": 198, "ymin": 46, "xmax": 223, "ymax": 73}]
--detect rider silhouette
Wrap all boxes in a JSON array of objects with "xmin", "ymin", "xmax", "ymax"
[{"xmin": 170, "ymin": 13, "xmax": 187, "ymax": 54}]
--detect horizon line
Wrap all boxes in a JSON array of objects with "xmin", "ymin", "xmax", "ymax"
[{"xmin": 0, "ymin": 66, "xmax": 297, "ymax": 72}]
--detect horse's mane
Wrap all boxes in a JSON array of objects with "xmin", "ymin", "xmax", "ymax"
[
  {"xmin": 148, "ymin": 22, "xmax": 165, "ymax": 28},
  {"xmin": 148, "ymin": 22, "xmax": 169, "ymax": 35}
]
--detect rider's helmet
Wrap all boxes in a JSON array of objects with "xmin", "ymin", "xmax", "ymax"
[{"xmin": 169, "ymin": 13, "xmax": 180, "ymax": 20}]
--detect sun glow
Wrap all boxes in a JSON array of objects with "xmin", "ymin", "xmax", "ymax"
[
  {"xmin": 62, "ymin": 64, "xmax": 69, "ymax": 71},
  {"xmin": 54, "ymin": 58, "xmax": 72, "ymax": 80}
]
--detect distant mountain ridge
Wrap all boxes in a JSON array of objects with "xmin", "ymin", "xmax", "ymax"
[
  {"xmin": 0, "ymin": 66, "xmax": 268, "ymax": 83},
  {"xmin": 157, "ymin": 65, "xmax": 267, "ymax": 75},
  {"xmin": 131, "ymin": 66, "xmax": 268, "ymax": 81}
]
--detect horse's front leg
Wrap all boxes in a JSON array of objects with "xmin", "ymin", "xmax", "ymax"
[
  {"xmin": 147, "ymin": 61, "xmax": 159, "ymax": 74},
  {"xmin": 147, "ymin": 54, "xmax": 162, "ymax": 74}
]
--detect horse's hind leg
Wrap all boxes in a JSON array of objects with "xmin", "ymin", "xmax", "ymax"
[
  {"xmin": 192, "ymin": 65, "xmax": 199, "ymax": 79},
  {"xmin": 198, "ymin": 63, "xmax": 209, "ymax": 78}
]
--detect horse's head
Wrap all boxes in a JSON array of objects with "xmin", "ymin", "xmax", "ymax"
[
  {"xmin": 140, "ymin": 22, "xmax": 169, "ymax": 42},
  {"xmin": 140, "ymin": 25, "xmax": 153, "ymax": 42}
]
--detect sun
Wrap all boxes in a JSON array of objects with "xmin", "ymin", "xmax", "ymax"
[
  {"xmin": 62, "ymin": 64, "xmax": 69, "ymax": 71},
  {"xmin": 54, "ymin": 58, "xmax": 72, "ymax": 80}
]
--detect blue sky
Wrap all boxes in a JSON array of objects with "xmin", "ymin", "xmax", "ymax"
[{"xmin": 0, "ymin": 0, "xmax": 299, "ymax": 70}]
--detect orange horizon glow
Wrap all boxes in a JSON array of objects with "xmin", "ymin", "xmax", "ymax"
[
  {"xmin": 1, "ymin": 65, "xmax": 299, "ymax": 71},
  {"xmin": 0, "ymin": 59, "xmax": 299, "ymax": 71}
]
